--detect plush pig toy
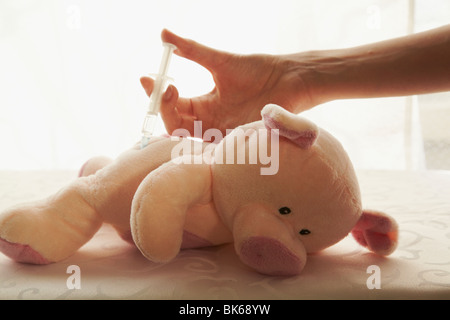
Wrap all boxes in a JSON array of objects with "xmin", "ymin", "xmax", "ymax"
[{"xmin": 0, "ymin": 104, "xmax": 398, "ymax": 276}]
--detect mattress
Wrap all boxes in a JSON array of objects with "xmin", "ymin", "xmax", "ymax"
[{"xmin": 0, "ymin": 169, "xmax": 449, "ymax": 300}]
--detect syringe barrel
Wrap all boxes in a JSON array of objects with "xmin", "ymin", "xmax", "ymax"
[
  {"xmin": 146, "ymin": 42, "xmax": 176, "ymax": 115},
  {"xmin": 141, "ymin": 113, "xmax": 158, "ymax": 137}
]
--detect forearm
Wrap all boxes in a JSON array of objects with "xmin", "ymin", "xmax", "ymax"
[{"xmin": 291, "ymin": 24, "xmax": 450, "ymax": 109}]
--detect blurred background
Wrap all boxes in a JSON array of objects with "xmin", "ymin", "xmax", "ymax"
[{"xmin": 0, "ymin": 0, "xmax": 449, "ymax": 171}]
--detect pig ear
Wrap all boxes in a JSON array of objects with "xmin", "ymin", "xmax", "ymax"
[
  {"xmin": 261, "ymin": 104, "xmax": 318, "ymax": 149},
  {"xmin": 351, "ymin": 210, "xmax": 399, "ymax": 256}
]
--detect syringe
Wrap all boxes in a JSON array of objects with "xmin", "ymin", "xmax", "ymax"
[{"xmin": 141, "ymin": 42, "xmax": 176, "ymax": 148}]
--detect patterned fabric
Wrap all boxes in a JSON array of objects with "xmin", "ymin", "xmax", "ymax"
[{"xmin": 0, "ymin": 170, "xmax": 449, "ymax": 299}]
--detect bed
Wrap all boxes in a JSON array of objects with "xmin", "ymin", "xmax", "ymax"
[{"xmin": 0, "ymin": 169, "xmax": 449, "ymax": 300}]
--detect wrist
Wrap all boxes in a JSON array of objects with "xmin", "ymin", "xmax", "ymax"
[{"xmin": 278, "ymin": 50, "xmax": 347, "ymax": 112}]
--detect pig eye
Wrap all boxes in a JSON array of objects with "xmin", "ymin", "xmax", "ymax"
[
  {"xmin": 279, "ymin": 207, "xmax": 291, "ymax": 215},
  {"xmin": 299, "ymin": 229, "xmax": 311, "ymax": 235}
]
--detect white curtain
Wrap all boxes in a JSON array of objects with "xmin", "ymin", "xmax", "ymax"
[{"xmin": 0, "ymin": 0, "xmax": 449, "ymax": 170}]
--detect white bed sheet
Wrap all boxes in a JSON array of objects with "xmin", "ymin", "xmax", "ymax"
[{"xmin": 1, "ymin": 169, "xmax": 450, "ymax": 300}]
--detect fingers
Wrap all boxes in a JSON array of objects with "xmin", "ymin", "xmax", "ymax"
[
  {"xmin": 160, "ymin": 84, "xmax": 197, "ymax": 137},
  {"xmin": 140, "ymin": 76, "xmax": 154, "ymax": 97},
  {"xmin": 141, "ymin": 76, "xmax": 197, "ymax": 136},
  {"xmin": 160, "ymin": 84, "xmax": 181, "ymax": 131},
  {"xmin": 161, "ymin": 29, "xmax": 229, "ymax": 72}
]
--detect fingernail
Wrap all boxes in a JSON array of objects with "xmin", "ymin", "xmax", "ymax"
[{"xmin": 163, "ymin": 85, "xmax": 173, "ymax": 101}]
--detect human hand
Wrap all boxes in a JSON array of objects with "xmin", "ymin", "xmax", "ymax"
[{"xmin": 140, "ymin": 29, "xmax": 315, "ymax": 137}]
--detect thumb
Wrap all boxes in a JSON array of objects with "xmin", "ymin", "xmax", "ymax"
[
  {"xmin": 161, "ymin": 29, "xmax": 229, "ymax": 72},
  {"xmin": 140, "ymin": 76, "xmax": 154, "ymax": 97}
]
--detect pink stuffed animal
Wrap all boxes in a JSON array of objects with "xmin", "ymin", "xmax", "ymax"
[{"xmin": 0, "ymin": 104, "xmax": 398, "ymax": 276}]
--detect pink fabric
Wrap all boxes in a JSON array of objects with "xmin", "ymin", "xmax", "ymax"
[
  {"xmin": 77, "ymin": 160, "xmax": 89, "ymax": 177},
  {"xmin": 353, "ymin": 211, "xmax": 395, "ymax": 233},
  {"xmin": 262, "ymin": 114, "xmax": 317, "ymax": 149},
  {"xmin": 181, "ymin": 231, "xmax": 213, "ymax": 249},
  {"xmin": 0, "ymin": 238, "xmax": 50, "ymax": 265},
  {"xmin": 351, "ymin": 211, "xmax": 398, "ymax": 255},
  {"xmin": 239, "ymin": 236, "xmax": 302, "ymax": 276},
  {"xmin": 106, "ymin": 229, "xmax": 213, "ymax": 249}
]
